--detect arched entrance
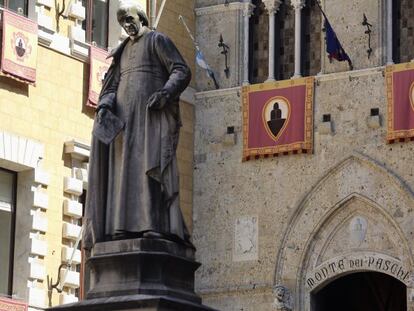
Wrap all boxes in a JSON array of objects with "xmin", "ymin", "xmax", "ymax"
[
  {"xmin": 311, "ymin": 272, "xmax": 407, "ymax": 311},
  {"xmin": 273, "ymin": 154, "xmax": 414, "ymax": 310}
]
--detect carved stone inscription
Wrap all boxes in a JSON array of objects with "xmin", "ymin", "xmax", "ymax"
[
  {"xmin": 306, "ymin": 252, "xmax": 412, "ymax": 290},
  {"xmin": 233, "ymin": 216, "xmax": 258, "ymax": 262}
]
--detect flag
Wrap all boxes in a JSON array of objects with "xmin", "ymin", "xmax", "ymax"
[
  {"xmin": 87, "ymin": 46, "xmax": 112, "ymax": 108},
  {"xmin": 325, "ymin": 19, "xmax": 352, "ymax": 66},
  {"xmin": 316, "ymin": 1, "xmax": 353, "ymax": 70},
  {"xmin": 179, "ymin": 14, "xmax": 219, "ymax": 89},
  {"xmin": 1, "ymin": 9, "xmax": 38, "ymax": 84},
  {"xmin": 196, "ymin": 50, "xmax": 219, "ymax": 89}
]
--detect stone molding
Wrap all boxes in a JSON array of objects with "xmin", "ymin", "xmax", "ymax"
[
  {"xmin": 316, "ymin": 65, "xmax": 385, "ymax": 83},
  {"xmin": 306, "ymin": 252, "xmax": 412, "ymax": 291},
  {"xmin": 195, "ymin": 86, "xmax": 241, "ymax": 99},
  {"xmin": 195, "ymin": 2, "xmax": 246, "ymax": 16},
  {"xmin": 64, "ymin": 140, "xmax": 90, "ymax": 161},
  {"xmin": 60, "ymin": 140, "xmax": 90, "ymax": 300},
  {"xmin": 0, "ymin": 131, "xmax": 44, "ymax": 170},
  {"xmin": 195, "ymin": 65, "xmax": 385, "ymax": 96}
]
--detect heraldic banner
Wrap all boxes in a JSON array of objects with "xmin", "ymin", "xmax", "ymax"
[
  {"xmin": 386, "ymin": 62, "xmax": 414, "ymax": 143},
  {"xmin": 87, "ymin": 46, "xmax": 111, "ymax": 108},
  {"xmin": 0, "ymin": 297, "xmax": 28, "ymax": 311},
  {"xmin": 1, "ymin": 9, "xmax": 38, "ymax": 84},
  {"xmin": 242, "ymin": 77, "xmax": 314, "ymax": 161}
]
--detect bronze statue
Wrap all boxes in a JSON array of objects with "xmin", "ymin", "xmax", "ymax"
[{"xmin": 84, "ymin": 2, "xmax": 192, "ymax": 249}]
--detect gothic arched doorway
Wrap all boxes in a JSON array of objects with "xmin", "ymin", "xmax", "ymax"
[{"xmin": 311, "ymin": 272, "xmax": 407, "ymax": 311}]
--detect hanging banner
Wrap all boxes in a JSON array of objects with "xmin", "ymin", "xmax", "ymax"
[
  {"xmin": 0, "ymin": 297, "xmax": 28, "ymax": 311},
  {"xmin": 242, "ymin": 77, "xmax": 314, "ymax": 161},
  {"xmin": 1, "ymin": 9, "xmax": 38, "ymax": 84},
  {"xmin": 87, "ymin": 46, "xmax": 111, "ymax": 108},
  {"xmin": 386, "ymin": 62, "xmax": 414, "ymax": 143}
]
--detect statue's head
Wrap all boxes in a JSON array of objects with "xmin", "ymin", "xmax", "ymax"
[
  {"xmin": 117, "ymin": 1, "xmax": 149, "ymax": 39},
  {"xmin": 273, "ymin": 285, "xmax": 286, "ymax": 301}
]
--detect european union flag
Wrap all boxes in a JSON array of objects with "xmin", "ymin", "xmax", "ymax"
[
  {"xmin": 317, "ymin": 1, "xmax": 353, "ymax": 70},
  {"xmin": 325, "ymin": 19, "xmax": 351, "ymax": 65}
]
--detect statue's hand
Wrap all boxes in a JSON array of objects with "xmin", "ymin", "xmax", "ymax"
[
  {"xmin": 147, "ymin": 90, "xmax": 170, "ymax": 110},
  {"xmin": 96, "ymin": 107, "xmax": 107, "ymax": 124}
]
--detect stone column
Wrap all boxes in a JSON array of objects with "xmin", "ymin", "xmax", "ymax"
[
  {"xmin": 263, "ymin": 0, "xmax": 282, "ymax": 82},
  {"xmin": 386, "ymin": 0, "xmax": 393, "ymax": 65},
  {"xmin": 242, "ymin": 0, "xmax": 254, "ymax": 85},
  {"xmin": 291, "ymin": 0, "xmax": 305, "ymax": 78}
]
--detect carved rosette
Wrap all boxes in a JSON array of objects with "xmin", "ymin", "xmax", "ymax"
[{"xmin": 263, "ymin": 0, "xmax": 282, "ymax": 14}]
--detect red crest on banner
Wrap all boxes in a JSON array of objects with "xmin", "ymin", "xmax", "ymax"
[
  {"xmin": 0, "ymin": 297, "xmax": 28, "ymax": 311},
  {"xmin": 242, "ymin": 77, "xmax": 314, "ymax": 161},
  {"xmin": 386, "ymin": 62, "xmax": 414, "ymax": 143},
  {"xmin": 1, "ymin": 9, "xmax": 38, "ymax": 84},
  {"xmin": 87, "ymin": 46, "xmax": 112, "ymax": 108}
]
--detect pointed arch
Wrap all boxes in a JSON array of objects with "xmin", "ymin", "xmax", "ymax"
[{"xmin": 273, "ymin": 152, "xmax": 414, "ymax": 308}]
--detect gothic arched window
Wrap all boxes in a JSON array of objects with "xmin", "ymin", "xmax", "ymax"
[
  {"xmin": 248, "ymin": 0, "xmax": 321, "ymax": 84},
  {"xmin": 392, "ymin": 0, "xmax": 414, "ymax": 63},
  {"xmin": 302, "ymin": 0, "xmax": 321, "ymax": 76},
  {"xmin": 249, "ymin": 0, "xmax": 269, "ymax": 84}
]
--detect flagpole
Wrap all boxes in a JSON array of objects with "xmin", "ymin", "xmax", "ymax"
[
  {"xmin": 153, "ymin": 0, "xmax": 167, "ymax": 29},
  {"xmin": 315, "ymin": 0, "xmax": 328, "ymax": 21},
  {"xmin": 178, "ymin": 15, "xmax": 199, "ymax": 51},
  {"xmin": 315, "ymin": 0, "xmax": 353, "ymax": 71},
  {"xmin": 179, "ymin": 15, "xmax": 219, "ymax": 89},
  {"xmin": 58, "ymin": 226, "xmax": 83, "ymax": 291}
]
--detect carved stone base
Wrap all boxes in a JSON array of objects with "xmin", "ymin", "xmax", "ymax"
[
  {"xmin": 47, "ymin": 295, "xmax": 215, "ymax": 311},
  {"xmin": 48, "ymin": 238, "xmax": 217, "ymax": 311}
]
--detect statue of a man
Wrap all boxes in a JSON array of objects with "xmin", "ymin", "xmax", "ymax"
[{"xmin": 83, "ymin": 2, "xmax": 192, "ymax": 249}]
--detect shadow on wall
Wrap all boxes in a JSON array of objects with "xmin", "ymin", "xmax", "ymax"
[{"xmin": 0, "ymin": 76, "xmax": 29, "ymax": 97}]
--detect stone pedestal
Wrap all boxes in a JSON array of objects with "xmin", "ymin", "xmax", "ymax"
[{"xmin": 48, "ymin": 238, "xmax": 216, "ymax": 311}]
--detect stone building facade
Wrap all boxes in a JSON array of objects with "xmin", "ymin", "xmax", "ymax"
[
  {"xmin": 0, "ymin": 0, "xmax": 196, "ymax": 309},
  {"xmin": 192, "ymin": 0, "xmax": 414, "ymax": 310}
]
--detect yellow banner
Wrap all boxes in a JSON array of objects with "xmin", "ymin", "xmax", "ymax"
[
  {"xmin": 87, "ymin": 46, "xmax": 112, "ymax": 108},
  {"xmin": 1, "ymin": 10, "xmax": 38, "ymax": 84}
]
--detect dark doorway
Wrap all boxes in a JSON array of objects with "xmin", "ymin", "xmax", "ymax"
[{"xmin": 311, "ymin": 272, "xmax": 407, "ymax": 311}]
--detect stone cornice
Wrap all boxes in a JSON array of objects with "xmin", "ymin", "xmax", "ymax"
[
  {"xmin": 195, "ymin": 86, "xmax": 241, "ymax": 99},
  {"xmin": 195, "ymin": 2, "xmax": 246, "ymax": 16}
]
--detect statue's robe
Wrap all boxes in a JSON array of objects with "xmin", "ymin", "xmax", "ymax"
[{"xmin": 83, "ymin": 27, "xmax": 191, "ymax": 250}]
